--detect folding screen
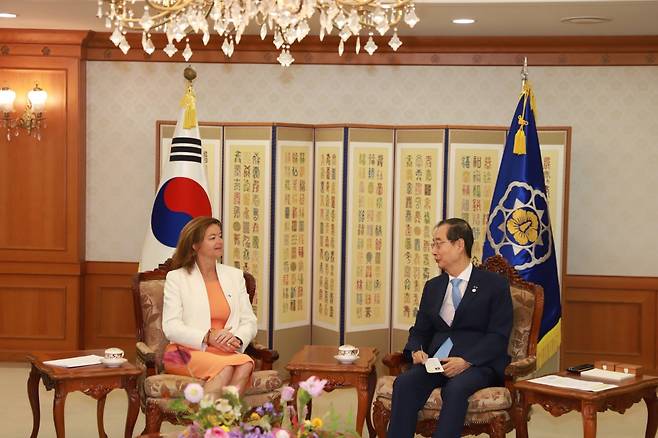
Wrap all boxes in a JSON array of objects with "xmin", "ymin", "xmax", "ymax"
[
  {"xmin": 342, "ymin": 127, "xmax": 395, "ymax": 360},
  {"xmin": 311, "ymin": 127, "xmax": 345, "ymax": 347},
  {"xmin": 222, "ymin": 126, "xmax": 273, "ymax": 346},
  {"xmin": 271, "ymin": 126, "xmax": 314, "ymax": 367},
  {"xmin": 390, "ymin": 128, "xmax": 445, "ymax": 352}
]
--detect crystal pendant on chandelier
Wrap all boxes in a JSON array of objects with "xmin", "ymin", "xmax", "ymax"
[
  {"xmin": 110, "ymin": 27, "xmax": 123, "ymax": 46},
  {"xmin": 404, "ymin": 6, "xmax": 420, "ymax": 28},
  {"xmin": 96, "ymin": 0, "xmax": 420, "ymax": 66},
  {"xmin": 277, "ymin": 48, "xmax": 295, "ymax": 67},
  {"xmin": 119, "ymin": 36, "xmax": 130, "ymax": 54},
  {"xmin": 182, "ymin": 41, "xmax": 193, "ymax": 61},
  {"xmin": 142, "ymin": 33, "xmax": 155, "ymax": 55},
  {"xmin": 163, "ymin": 42, "xmax": 178, "ymax": 58},
  {"xmin": 388, "ymin": 31, "xmax": 402, "ymax": 51},
  {"xmin": 364, "ymin": 36, "xmax": 378, "ymax": 55}
]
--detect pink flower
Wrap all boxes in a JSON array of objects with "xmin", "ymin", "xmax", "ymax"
[
  {"xmin": 203, "ymin": 427, "xmax": 228, "ymax": 438},
  {"xmin": 299, "ymin": 376, "xmax": 327, "ymax": 398},
  {"xmin": 184, "ymin": 383, "xmax": 204, "ymax": 404},
  {"xmin": 273, "ymin": 428, "xmax": 290, "ymax": 438},
  {"xmin": 280, "ymin": 385, "xmax": 295, "ymax": 402}
]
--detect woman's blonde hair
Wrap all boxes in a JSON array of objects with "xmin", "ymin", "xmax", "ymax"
[{"xmin": 171, "ymin": 216, "xmax": 222, "ymax": 271}]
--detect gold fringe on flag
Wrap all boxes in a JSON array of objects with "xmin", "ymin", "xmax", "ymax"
[
  {"xmin": 536, "ymin": 319, "xmax": 561, "ymax": 370},
  {"xmin": 513, "ymin": 81, "xmax": 534, "ymax": 155},
  {"xmin": 179, "ymin": 84, "xmax": 197, "ymax": 129},
  {"xmin": 513, "ymin": 118, "xmax": 527, "ymax": 155}
]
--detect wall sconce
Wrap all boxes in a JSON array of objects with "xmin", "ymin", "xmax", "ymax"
[{"xmin": 0, "ymin": 83, "xmax": 48, "ymax": 141}]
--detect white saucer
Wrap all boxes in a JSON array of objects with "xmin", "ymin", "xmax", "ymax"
[
  {"xmin": 334, "ymin": 354, "xmax": 359, "ymax": 364},
  {"xmin": 101, "ymin": 357, "xmax": 127, "ymax": 367}
]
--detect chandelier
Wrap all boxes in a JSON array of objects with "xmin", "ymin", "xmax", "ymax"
[{"xmin": 97, "ymin": 0, "xmax": 419, "ymax": 66}]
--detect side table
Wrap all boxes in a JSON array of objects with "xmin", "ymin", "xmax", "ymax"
[
  {"xmin": 27, "ymin": 349, "xmax": 142, "ymax": 438},
  {"xmin": 514, "ymin": 371, "xmax": 658, "ymax": 438},
  {"xmin": 286, "ymin": 345, "xmax": 378, "ymax": 437}
]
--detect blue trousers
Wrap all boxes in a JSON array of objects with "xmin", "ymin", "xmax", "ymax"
[{"xmin": 387, "ymin": 364, "xmax": 498, "ymax": 438}]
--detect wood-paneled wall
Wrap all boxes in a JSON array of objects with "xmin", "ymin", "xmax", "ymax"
[
  {"xmin": 563, "ymin": 276, "xmax": 658, "ymax": 375},
  {"xmin": 83, "ymin": 262, "xmax": 139, "ymax": 360},
  {"xmin": 0, "ymin": 30, "xmax": 88, "ymax": 361}
]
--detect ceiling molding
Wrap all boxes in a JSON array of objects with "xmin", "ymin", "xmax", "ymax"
[
  {"xmin": 84, "ymin": 31, "xmax": 658, "ymax": 66},
  {"xmin": 1, "ymin": 29, "xmax": 656, "ymax": 66}
]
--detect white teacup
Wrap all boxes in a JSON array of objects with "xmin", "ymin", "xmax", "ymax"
[
  {"xmin": 338, "ymin": 344, "xmax": 359, "ymax": 358},
  {"xmin": 104, "ymin": 347, "xmax": 125, "ymax": 360}
]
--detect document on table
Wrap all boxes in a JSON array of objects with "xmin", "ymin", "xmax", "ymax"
[
  {"xmin": 43, "ymin": 355, "xmax": 103, "ymax": 368},
  {"xmin": 528, "ymin": 375, "xmax": 618, "ymax": 392}
]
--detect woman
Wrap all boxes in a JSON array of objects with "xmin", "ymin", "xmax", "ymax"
[{"xmin": 162, "ymin": 216, "xmax": 257, "ymax": 396}]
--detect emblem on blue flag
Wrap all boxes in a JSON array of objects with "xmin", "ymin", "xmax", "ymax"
[{"xmin": 483, "ymin": 69, "xmax": 561, "ymax": 369}]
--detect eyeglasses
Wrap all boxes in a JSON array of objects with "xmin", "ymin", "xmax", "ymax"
[{"xmin": 430, "ymin": 240, "xmax": 451, "ymax": 249}]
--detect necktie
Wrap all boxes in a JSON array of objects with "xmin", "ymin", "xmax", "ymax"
[{"xmin": 433, "ymin": 278, "xmax": 463, "ymax": 359}]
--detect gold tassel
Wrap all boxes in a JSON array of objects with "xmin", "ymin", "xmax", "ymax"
[
  {"xmin": 179, "ymin": 84, "xmax": 197, "ymax": 129},
  {"xmin": 513, "ymin": 126, "xmax": 526, "ymax": 155}
]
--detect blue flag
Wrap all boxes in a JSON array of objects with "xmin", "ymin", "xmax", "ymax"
[{"xmin": 482, "ymin": 82, "xmax": 561, "ymax": 369}]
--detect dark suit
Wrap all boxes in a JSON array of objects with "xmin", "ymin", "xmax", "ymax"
[{"xmin": 388, "ymin": 266, "xmax": 513, "ymax": 438}]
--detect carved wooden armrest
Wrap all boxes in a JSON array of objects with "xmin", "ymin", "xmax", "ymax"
[
  {"xmin": 383, "ymin": 351, "xmax": 408, "ymax": 376},
  {"xmin": 245, "ymin": 342, "xmax": 279, "ymax": 371},
  {"xmin": 136, "ymin": 341, "xmax": 156, "ymax": 369},
  {"xmin": 505, "ymin": 356, "xmax": 536, "ymax": 378}
]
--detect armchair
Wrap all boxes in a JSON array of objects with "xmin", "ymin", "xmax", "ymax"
[
  {"xmin": 372, "ymin": 255, "xmax": 544, "ymax": 438},
  {"xmin": 132, "ymin": 259, "xmax": 283, "ymax": 434}
]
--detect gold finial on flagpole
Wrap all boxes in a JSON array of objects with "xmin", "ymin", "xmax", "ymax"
[{"xmin": 184, "ymin": 66, "xmax": 197, "ymax": 82}]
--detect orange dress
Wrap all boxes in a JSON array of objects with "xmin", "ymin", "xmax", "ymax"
[{"xmin": 163, "ymin": 279, "xmax": 254, "ymax": 380}]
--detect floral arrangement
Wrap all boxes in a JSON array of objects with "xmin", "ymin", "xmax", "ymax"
[{"xmin": 170, "ymin": 376, "xmax": 359, "ymax": 438}]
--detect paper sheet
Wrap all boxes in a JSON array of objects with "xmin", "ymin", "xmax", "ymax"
[
  {"xmin": 43, "ymin": 355, "xmax": 103, "ymax": 368},
  {"xmin": 528, "ymin": 375, "xmax": 618, "ymax": 392}
]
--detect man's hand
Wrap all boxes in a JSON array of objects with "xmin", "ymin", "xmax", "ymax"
[
  {"xmin": 412, "ymin": 350, "xmax": 429, "ymax": 365},
  {"xmin": 440, "ymin": 357, "xmax": 471, "ymax": 377}
]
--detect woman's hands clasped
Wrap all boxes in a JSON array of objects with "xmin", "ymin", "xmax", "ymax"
[{"xmin": 208, "ymin": 328, "xmax": 241, "ymax": 352}]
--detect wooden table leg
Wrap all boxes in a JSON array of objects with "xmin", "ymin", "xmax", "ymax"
[
  {"xmin": 365, "ymin": 367, "xmax": 377, "ymax": 438},
  {"xmin": 97, "ymin": 395, "xmax": 107, "ymax": 438},
  {"xmin": 581, "ymin": 402, "xmax": 597, "ymax": 438},
  {"xmin": 125, "ymin": 377, "xmax": 140, "ymax": 438},
  {"xmin": 355, "ymin": 376, "xmax": 370, "ymax": 436},
  {"xmin": 515, "ymin": 391, "xmax": 529, "ymax": 438},
  {"xmin": 53, "ymin": 388, "xmax": 67, "ymax": 438},
  {"xmin": 28, "ymin": 365, "xmax": 41, "ymax": 438},
  {"xmin": 645, "ymin": 390, "xmax": 658, "ymax": 438}
]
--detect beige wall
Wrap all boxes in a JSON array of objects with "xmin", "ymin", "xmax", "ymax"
[{"xmin": 86, "ymin": 62, "xmax": 658, "ymax": 276}]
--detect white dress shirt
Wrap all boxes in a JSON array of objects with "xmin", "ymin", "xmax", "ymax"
[{"xmin": 439, "ymin": 263, "xmax": 473, "ymax": 326}]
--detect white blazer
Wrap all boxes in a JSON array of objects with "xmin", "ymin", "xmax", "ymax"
[{"xmin": 162, "ymin": 262, "xmax": 257, "ymax": 353}]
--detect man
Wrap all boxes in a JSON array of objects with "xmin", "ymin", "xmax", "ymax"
[{"xmin": 388, "ymin": 218, "xmax": 513, "ymax": 438}]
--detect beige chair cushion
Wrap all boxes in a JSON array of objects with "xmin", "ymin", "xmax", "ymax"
[
  {"xmin": 247, "ymin": 370, "xmax": 283, "ymax": 396},
  {"xmin": 374, "ymin": 375, "xmax": 512, "ymax": 418},
  {"xmin": 145, "ymin": 370, "xmax": 282, "ymax": 399},
  {"xmin": 508, "ymin": 285, "xmax": 535, "ymax": 362}
]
